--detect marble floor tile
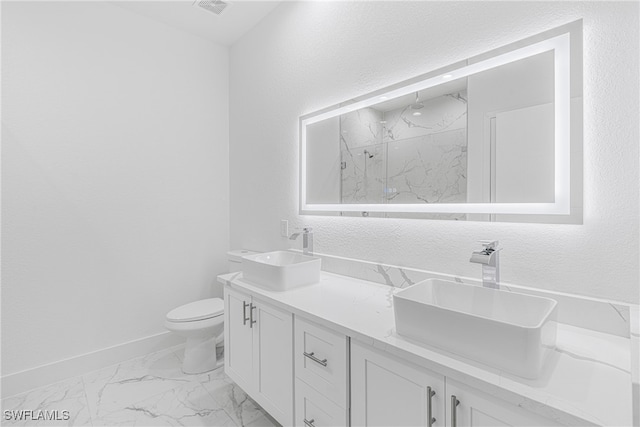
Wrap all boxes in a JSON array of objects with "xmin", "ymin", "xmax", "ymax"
[
  {"xmin": 196, "ymin": 367, "xmax": 229, "ymax": 399},
  {"xmin": 1, "ymin": 376, "xmax": 92, "ymax": 426},
  {"xmin": 91, "ymin": 381, "xmax": 234, "ymax": 426},
  {"xmin": 1, "ymin": 345, "xmax": 278, "ymax": 427},
  {"xmin": 82, "ymin": 347, "xmax": 195, "ymax": 420},
  {"xmin": 83, "ymin": 349, "xmax": 224, "ymax": 419},
  {"xmin": 200, "ymin": 372, "xmax": 277, "ymax": 427}
]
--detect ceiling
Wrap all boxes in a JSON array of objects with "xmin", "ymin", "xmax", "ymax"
[
  {"xmin": 374, "ymin": 78, "xmax": 468, "ymax": 113},
  {"xmin": 111, "ymin": 1, "xmax": 281, "ymax": 46}
]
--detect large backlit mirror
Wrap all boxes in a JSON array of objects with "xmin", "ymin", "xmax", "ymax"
[{"xmin": 300, "ymin": 21, "xmax": 582, "ymax": 222}]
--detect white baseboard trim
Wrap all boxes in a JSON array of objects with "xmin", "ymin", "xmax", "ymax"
[{"xmin": 1, "ymin": 331, "xmax": 183, "ymax": 398}]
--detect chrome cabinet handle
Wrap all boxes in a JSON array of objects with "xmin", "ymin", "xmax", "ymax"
[
  {"xmin": 451, "ymin": 395, "xmax": 460, "ymax": 427},
  {"xmin": 249, "ymin": 303, "xmax": 257, "ymax": 328},
  {"xmin": 303, "ymin": 351, "xmax": 328, "ymax": 367},
  {"xmin": 303, "ymin": 418, "xmax": 315, "ymax": 427},
  {"xmin": 427, "ymin": 386, "xmax": 436, "ymax": 427},
  {"xmin": 242, "ymin": 301, "xmax": 250, "ymax": 325}
]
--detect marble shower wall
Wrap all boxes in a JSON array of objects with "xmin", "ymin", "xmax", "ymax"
[
  {"xmin": 386, "ymin": 129, "xmax": 467, "ymax": 204},
  {"xmin": 340, "ymin": 108, "xmax": 385, "ymax": 203},
  {"xmin": 382, "ymin": 92, "xmax": 467, "ymax": 143},
  {"xmin": 340, "ymin": 107, "xmax": 383, "ymax": 149},
  {"xmin": 340, "ymin": 142, "xmax": 386, "ymax": 203},
  {"xmin": 340, "ymin": 91, "xmax": 468, "ymax": 204}
]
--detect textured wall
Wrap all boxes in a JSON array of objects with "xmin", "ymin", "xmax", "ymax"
[
  {"xmin": 2, "ymin": 2, "xmax": 229, "ymax": 374},
  {"xmin": 230, "ymin": 1, "xmax": 639, "ymax": 303}
]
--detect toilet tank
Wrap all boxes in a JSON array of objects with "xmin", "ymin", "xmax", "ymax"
[{"xmin": 227, "ymin": 250, "xmax": 258, "ymax": 273}]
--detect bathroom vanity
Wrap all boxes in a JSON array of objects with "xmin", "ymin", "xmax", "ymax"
[{"xmin": 219, "ymin": 271, "xmax": 632, "ymax": 427}]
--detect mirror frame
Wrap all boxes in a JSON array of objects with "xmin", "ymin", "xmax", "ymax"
[{"xmin": 299, "ymin": 21, "xmax": 582, "ymax": 217}]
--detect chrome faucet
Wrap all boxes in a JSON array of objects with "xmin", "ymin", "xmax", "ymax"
[
  {"xmin": 289, "ymin": 227, "xmax": 314, "ymax": 256},
  {"xmin": 469, "ymin": 240, "xmax": 501, "ymax": 289}
]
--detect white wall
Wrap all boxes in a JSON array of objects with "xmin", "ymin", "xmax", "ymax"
[
  {"xmin": 230, "ymin": 1, "xmax": 639, "ymax": 303},
  {"xmin": 2, "ymin": 2, "xmax": 229, "ymax": 376}
]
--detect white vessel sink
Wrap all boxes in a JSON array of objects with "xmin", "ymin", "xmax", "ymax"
[
  {"xmin": 241, "ymin": 251, "xmax": 321, "ymax": 291},
  {"xmin": 393, "ymin": 279, "xmax": 558, "ymax": 379}
]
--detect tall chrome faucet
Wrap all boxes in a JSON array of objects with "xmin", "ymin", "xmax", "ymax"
[
  {"xmin": 469, "ymin": 240, "xmax": 501, "ymax": 289},
  {"xmin": 289, "ymin": 227, "xmax": 313, "ymax": 256}
]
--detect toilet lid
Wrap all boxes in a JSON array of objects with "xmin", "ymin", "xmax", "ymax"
[{"xmin": 166, "ymin": 298, "xmax": 224, "ymax": 322}]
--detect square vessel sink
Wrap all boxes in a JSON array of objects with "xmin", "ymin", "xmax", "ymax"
[
  {"xmin": 241, "ymin": 251, "xmax": 321, "ymax": 291},
  {"xmin": 393, "ymin": 279, "xmax": 557, "ymax": 379}
]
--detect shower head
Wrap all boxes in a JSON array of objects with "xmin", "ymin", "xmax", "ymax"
[
  {"xmin": 363, "ymin": 150, "xmax": 374, "ymax": 159},
  {"xmin": 411, "ymin": 92, "xmax": 424, "ymax": 110}
]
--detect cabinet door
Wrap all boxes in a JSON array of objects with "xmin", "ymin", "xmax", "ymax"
[
  {"xmin": 446, "ymin": 379, "xmax": 561, "ymax": 427},
  {"xmin": 254, "ymin": 298, "xmax": 294, "ymax": 426},
  {"xmin": 351, "ymin": 341, "xmax": 445, "ymax": 427},
  {"xmin": 295, "ymin": 378, "xmax": 349, "ymax": 427},
  {"xmin": 224, "ymin": 287, "xmax": 254, "ymax": 390}
]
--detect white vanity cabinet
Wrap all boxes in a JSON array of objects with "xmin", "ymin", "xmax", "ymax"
[
  {"xmin": 351, "ymin": 341, "xmax": 444, "ymax": 427},
  {"xmin": 219, "ymin": 271, "xmax": 621, "ymax": 427},
  {"xmin": 295, "ymin": 378, "xmax": 347, "ymax": 427},
  {"xmin": 446, "ymin": 379, "xmax": 562, "ymax": 427},
  {"xmin": 224, "ymin": 287, "xmax": 294, "ymax": 426},
  {"xmin": 351, "ymin": 341, "xmax": 563, "ymax": 427},
  {"xmin": 294, "ymin": 317, "xmax": 349, "ymax": 427}
]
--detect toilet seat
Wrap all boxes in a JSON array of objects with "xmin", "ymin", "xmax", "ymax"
[{"xmin": 166, "ymin": 298, "xmax": 224, "ymax": 322}]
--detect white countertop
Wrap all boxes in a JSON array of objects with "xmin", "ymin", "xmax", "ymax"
[{"xmin": 218, "ymin": 271, "xmax": 633, "ymax": 427}]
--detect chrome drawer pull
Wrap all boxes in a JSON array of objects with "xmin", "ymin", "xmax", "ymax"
[
  {"xmin": 242, "ymin": 301, "xmax": 250, "ymax": 325},
  {"xmin": 427, "ymin": 386, "xmax": 436, "ymax": 427},
  {"xmin": 303, "ymin": 351, "xmax": 328, "ymax": 367},
  {"xmin": 451, "ymin": 395, "xmax": 460, "ymax": 427},
  {"xmin": 303, "ymin": 418, "xmax": 315, "ymax": 427}
]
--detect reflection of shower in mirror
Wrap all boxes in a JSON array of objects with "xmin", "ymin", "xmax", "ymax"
[{"xmin": 411, "ymin": 92, "xmax": 424, "ymax": 110}]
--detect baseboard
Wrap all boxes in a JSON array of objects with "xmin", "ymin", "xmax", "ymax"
[{"xmin": 1, "ymin": 331, "xmax": 183, "ymax": 398}]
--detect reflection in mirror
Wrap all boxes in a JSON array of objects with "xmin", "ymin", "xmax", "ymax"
[
  {"xmin": 468, "ymin": 50, "xmax": 554, "ymax": 205},
  {"xmin": 301, "ymin": 21, "xmax": 581, "ymax": 222},
  {"xmin": 340, "ymin": 79, "xmax": 468, "ymax": 206}
]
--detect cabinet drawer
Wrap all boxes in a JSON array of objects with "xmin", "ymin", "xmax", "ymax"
[
  {"xmin": 294, "ymin": 316, "xmax": 348, "ymax": 408},
  {"xmin": 295, "ymin": 378, "xmax": 348, "ymax": 427}
]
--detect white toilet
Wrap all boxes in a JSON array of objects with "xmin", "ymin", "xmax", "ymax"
[
  {"xmin": 165, "ymin": 250, "xmax": 256, "ymax": 374},
  {"xmin": 165, "ymin": 298, "xmax": 224, "ymax": 374}
]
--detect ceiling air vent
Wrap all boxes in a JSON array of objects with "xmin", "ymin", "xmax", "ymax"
[{"xmin": 193, "ymin": 0, "xmax": 230, "ymax": 16}]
